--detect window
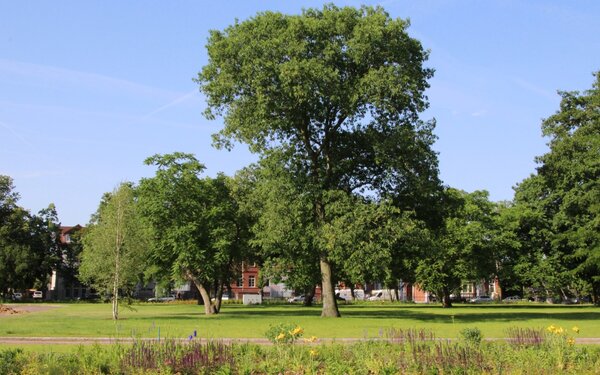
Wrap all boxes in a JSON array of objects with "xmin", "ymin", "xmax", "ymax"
[
  {"xmin": 248, "ymin": 276, "xmax": 255, "ymax": 288},
  {"xmin": 237, "ymin": 277, "xmax": 243, "ymax": 287},
  {"xmin": 462, "ymin": 284, "xmax": 474, "ymax": 293}
]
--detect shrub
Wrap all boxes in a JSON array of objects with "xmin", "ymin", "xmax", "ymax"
[
  {"xmin": 0, "ymin": 348, "xmax": 24, "ymax": 374},
  {"xmin": 459, "ymin": 327, "xmax": 483, "ymax": 346}
]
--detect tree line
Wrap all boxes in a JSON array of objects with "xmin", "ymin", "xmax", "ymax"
[{"xmin": 1, "ymin": 5, "xmax": 597, "ymax": 318}]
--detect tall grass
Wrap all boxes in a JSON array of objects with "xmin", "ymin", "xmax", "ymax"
[{"xmin": 2, "ymin": 329, "xmax": 599, "ymax": 374}]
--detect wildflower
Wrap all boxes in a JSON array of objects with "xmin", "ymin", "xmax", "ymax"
[
  {"xmin": 291, "ymin": 327, "xmax": 304, "ymax": 336},
  {"xmin": 572, "ymin": 326, "xmax": 579, "ymax": 334},
  {"xmin": 304, "ymin": 336, "xmax": 318, "ymax": 343},
  {"xmin": 309, "ymin": 349, "xmax": 318, "ymax": 357},
  {"xmin": 276, "ymin": 332, "xmax": 286, "ymax": 341},
  {"xmin": 567, "ymin": 337, "xmax": 575, "ymax": 346},
  {"xmin": 547, "ymin": 325, "xmax": 556, "ymax": 333},
  {"xmin": 556, "ymin": 327, "xmax": 564, "ymax": 335}
]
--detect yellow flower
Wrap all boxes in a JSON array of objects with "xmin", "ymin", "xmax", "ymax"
[
  {"xmin": 304, "ymin": 335, "xmax": 318, "ymax": 343},
  {"xmin": 572, "ymin": 326, "xmax": 580, "ymax": 334},
  {"xmin": 556, "ymin": 327, "xmax": 564, "ymax": 335},
  {"xmin": 291, "ymin": 327, "xmax": 304, "ymax": 336},
  {"xmin": 276, "ymin": 332, "xmax": 286, "ymax": 341},
  {"xmin": 567, "ymin": 337, "xmax": 575, "ymax": 346},
  {"xmin": 547, "ymin": 325, "xmax": 556, "ymax": 333},
  {"xmin": 309, "ymin": 349, "xmax": 318, "ymax": 357}
]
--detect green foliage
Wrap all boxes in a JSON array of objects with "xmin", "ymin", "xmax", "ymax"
[
  {"xmin": 415, "ymin": 189, "xmax": 498, "ymax": 307},
  {"xmin": 460, "ymin": 327, "xmax": 483, "ymax": 346},
  {"xmin": 138, "ymin": 153, "xmax": 251, "ymax": 314},
  {"xmin": 197, "ymin": 4, "xmax": 442, "ymax": 316},
  {"xmin": 79, "ymin": 183, "xmax": 150, "ymax": 320},
  {"xmin": 6, "ymin": 332, "xmax": 600, "ymax": 374},
  {"xmin": 0, "ymin": 176, "xmax": 60, "ymax": 298},
  {"xmin": 513, "ymin": 72, "xmax": 600, "ymax": 303},
  {"xmin": 0, "ymin": 348, "xmax": 24, "ymax": 374}
]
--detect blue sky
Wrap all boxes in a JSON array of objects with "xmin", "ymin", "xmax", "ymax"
[{"xmin": 1, "ymin": 1, "xmax": 598, "ymax": 225}]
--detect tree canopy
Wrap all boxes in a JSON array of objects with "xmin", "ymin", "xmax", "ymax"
[
  {"xmin": 513, "ymin": 72, "xmax": 600, "ymax": 303},
  {"xmin": 138, "ymin": 153, "xmax": 251, "ymax": 315},
  {"xmin": 0, "ymin": 176, "xmax": 60, "ymax": 299},
  {"xmin": 79, "ymin": 183, "xmax": 149, "ymax": 319},
  {"xmin": 197, "ymin": 4, "xmax": 442, "ymax": 317}
]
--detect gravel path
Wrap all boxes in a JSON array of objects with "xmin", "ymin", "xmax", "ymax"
[{"xmin": 1, "ymin": 336, "xmax": 600, "ymax": 345}]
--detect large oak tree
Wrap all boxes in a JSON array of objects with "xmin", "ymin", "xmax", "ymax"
[{"xmin": 197, "ymin": 5, "xmax": 441, "ymax": 317}]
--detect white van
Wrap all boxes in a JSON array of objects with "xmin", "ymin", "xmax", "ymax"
[
  {"xmin": 336, "ymin": 288, "xmax": 365, "ymax": 301},
  {"xmin": 368, "ymin": 289, "xmax": 394, "ymax": 301}
]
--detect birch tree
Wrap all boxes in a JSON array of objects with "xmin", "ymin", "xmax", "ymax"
[{"xmin": 80, "ymin": 183, "xmax": 148, "ymax": 320}]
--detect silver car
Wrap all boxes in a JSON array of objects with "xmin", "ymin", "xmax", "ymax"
[{"xmin": 469, "ymin": 295, "xmax": 493, "ymax": 303}]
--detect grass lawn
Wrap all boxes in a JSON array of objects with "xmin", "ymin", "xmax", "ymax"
[{"xmin": 1, "ymin": 302, "xmax": 599, "ymax": 340}]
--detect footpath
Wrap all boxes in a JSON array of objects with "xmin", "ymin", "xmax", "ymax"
[{"xmin": 1, "ymin": 337, "xmax": 600, "ymax": 345}]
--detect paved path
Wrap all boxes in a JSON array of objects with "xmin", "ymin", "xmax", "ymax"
[{"xmin": 1, "ymin": 337, "xmax": 600, "ymax": 345}]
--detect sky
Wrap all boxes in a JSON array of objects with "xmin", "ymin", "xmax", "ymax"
[{"xmin": 1, "ymin": 1, "xmax": 599, "ymax": 226}]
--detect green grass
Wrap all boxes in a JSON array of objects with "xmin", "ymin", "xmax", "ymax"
[{"xmin": 2, "ymin": 302, "xmax": 599, "ymax": 340}]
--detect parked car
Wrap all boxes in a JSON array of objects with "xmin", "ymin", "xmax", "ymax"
[
  {"xmin": 469, "ymin": 295, "xmax": 493, "ymax": 303},
  {"xmin": 288, "ymin": 295, "xmax": 315, "ymax": 303},
  {"xmin": 12, "ymin": 292, "xmax": 23, "ymax": 301},
  {"xmin": 503, "ymin": 295, "xmax": 521, "ymax": 303},
  {"xmin": 147, "ymin": 295, "xmax": 175, "ymax": 302},
  {"xmin": 32, "ymin": 291, "xmax": 43, "ymax": 300},
  {"xmin": 287, "ymin": 295, "xmax": 305, "ymax": 303},
  {"xmin": 368, "ymin": 289, "xmax": 394, "ymax": 301}
]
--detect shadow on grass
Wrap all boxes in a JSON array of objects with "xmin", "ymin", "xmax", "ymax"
[
  {"xmin": 129, "ymin": 303, "xmax": 600, "ymax": 324},
  {"xmin": 132, "ymin": 304, "xmax": 322, "ymax": 321},
  {"xmin": 340, "ymin": 308, "xmax": 600, "ymax": 323}
]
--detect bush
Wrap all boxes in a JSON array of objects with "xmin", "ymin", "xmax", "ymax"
[
  {"xmin": 460, "ymin": 327, "xmax": 483, "ymax": 346},
  {"xmin": 0, "ymin": 348, "xmax": 24, "ymax": 374}
]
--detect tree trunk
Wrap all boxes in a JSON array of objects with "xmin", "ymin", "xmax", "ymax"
[
  {"xmin": 112, "ymin": 251, "xmax": 120, "ymax": 320},
  {"xmin": 303, "ymin": 285, "xmax": 316, "ymax": 307},
  {"xmin": 187, "ymin": 271, "xmax": 216, "ymax": 315},
  {"xmin": 112, "ymin": 280, "xmax": 119, "ymax": 320},
  {"xmin": 320, "ymin": 258, "xmax": 340, "ymax": 317},
  {"xmin": 196, "ymin": 283, "xmax": 217, "ymax": 315},
  {"xmin": 441, "ymin": 287, "xmax": 453, "ymax": 308}
]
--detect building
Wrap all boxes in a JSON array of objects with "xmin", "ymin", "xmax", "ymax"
[{"xmin": 47, "ymin": 225, "xmax": 94, "ymax": 300}]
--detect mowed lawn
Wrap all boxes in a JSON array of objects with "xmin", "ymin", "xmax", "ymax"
[{"xmin": 2, "ymin": 302, "xmax": 599, "ymax": 339}]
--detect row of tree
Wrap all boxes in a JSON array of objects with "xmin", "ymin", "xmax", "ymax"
[
  {"xmin": 0, "ymin": 176, "xmax": 62, "ymax": 299},
  {"xmin": 77, "ymin": 68, "xmax": 598, "ymax": 318},
  {"xmin": 2, "ymin": 5, "xmax": 597, "ymax": 319}
]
